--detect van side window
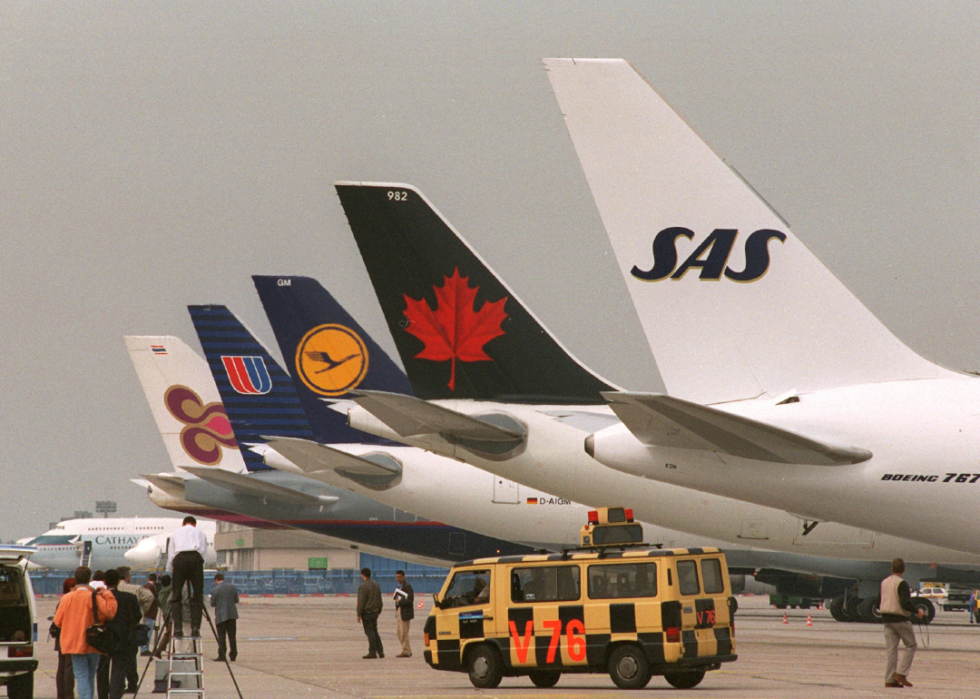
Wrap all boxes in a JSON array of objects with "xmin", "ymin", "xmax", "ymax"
[
  {"xmin": 676, "ymin": 560, "xmax": 700, "ymax": 595},
  {"xmin": 587, "ymin": 563, "xmax": 657, "ymax": 599},
  {"xmin": 511, "ymin": 565, "xmax": 580, "ymax": 603},
  {"xmin": 443, "ymin": 569, "xmax": 491, "ymax": 608},
  {"xmin": 701, "ymin": 558, "xmax": 725, "ymax": 594}
]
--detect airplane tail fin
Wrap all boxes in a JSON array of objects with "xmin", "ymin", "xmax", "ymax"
[
  {"xmin": 335, "ymin": 182, "xmax": 618, "ymax": 403},
  {"xmin": 125, "ymin": 335, "xmax": 246, "ymax": 473},
  {"xmin": 546, "ymin": 58, "xmax": 950, "ymax": 404},
  {"xmin": 251, "ymin": 274, "xmax": 413, "ymax": 428},
  {"xmin": 187, "ymin": 305, "xmax": 325, "ymax": 471}
]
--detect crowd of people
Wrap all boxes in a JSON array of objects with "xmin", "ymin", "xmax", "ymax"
[{"xmin": 50, "ymin": 517, "xmax": 239, "ymax": 699}]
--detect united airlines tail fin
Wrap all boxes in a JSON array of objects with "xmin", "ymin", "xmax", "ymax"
[
  {"xmin": 188, "ymin": 305, "xmax": 390, "ymax": 464},
  {"xmin": 546, "ymin": 58, "xmax": 950, "ymax": 404},
  {"xmin": 335, "ymin": 182, "xmax": 618, "ymax": 403},
  {"xmin": 125, "ymin": 335, "xmax": 246, "ymax": 473}
]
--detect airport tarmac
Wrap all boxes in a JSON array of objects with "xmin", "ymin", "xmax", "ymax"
[{"xmin": 32, "ymin": 595, "xmax": 979, "ymax": 698}]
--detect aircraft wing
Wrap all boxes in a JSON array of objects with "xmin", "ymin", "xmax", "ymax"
[
  {"xmin": 139, "ymin": 473, "xmax": 187, "ymax": 498},
  {"xmin": 351, "ymin": 390, "xmax": 524, "ymax": 442},
  {"xmin": 180, "ymin": 466, "xmax": 334, "ymax": 505},
  {"xmin": 263, "ymin": 437, "xmax": 401, "ymax": 478},
  {"xmin": 603, "ymin": 392, "xmax": 872, "ymax": 465}
]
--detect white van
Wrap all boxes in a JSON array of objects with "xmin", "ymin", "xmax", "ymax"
[{"xmin": 0, "ymin": 547, "xmax": 37, "ymax": 699}]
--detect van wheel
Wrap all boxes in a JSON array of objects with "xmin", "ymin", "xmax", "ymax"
[
  {"xmin": 608, "ymin": 644, "xmax": 650, "ymax": 689},
  {"xmin": 7, "ymin": 672, "xmax": 33, "ymax": 699},
  {"xmin": 528, "ymin": 670, "xmax": 561, "ymax": 688},
  {"xmin": 664, "ymin": 667, "xmax": 706, "ymax": 689},
  {"xmin": 467, "ymin": 645, "xmax": 503, "ymax": 689}
]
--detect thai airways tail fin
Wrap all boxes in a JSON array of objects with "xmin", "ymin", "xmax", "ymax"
[
  {"xmin": 545, "ymin": 58, "xmax": 950, "ymax": 404},
  {"xmin": 335, "ymin": 182, "xmax": 619, "ymax": 403},
  {"xmin": 125, "ymin": 335, "xmax": 246, "ymax": 473}
]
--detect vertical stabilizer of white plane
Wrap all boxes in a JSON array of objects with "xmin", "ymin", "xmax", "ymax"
[
  {"xmin": 545, "ymin": 58, "xmax": 951, "ymax": 404},
  {"xmin": 126, "ymin": 336, "xmax": 246, "ymax": 473}
]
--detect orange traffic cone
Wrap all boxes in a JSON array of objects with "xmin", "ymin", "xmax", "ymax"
[
  {"xmin": 782, "ymin": 612, "xmax": 788, "ymax": 625},
  {"xmin": 806, "ymin": 614, "xmax": 813, "ymax": 627},
  {"xmin": 817, "ymin": 601, "xmax": 823, "ymax": 610}
]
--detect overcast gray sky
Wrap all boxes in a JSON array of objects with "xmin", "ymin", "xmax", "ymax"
[{"xmin": 3, "ymin": 2, "xmax": 979, "ymax": 540}]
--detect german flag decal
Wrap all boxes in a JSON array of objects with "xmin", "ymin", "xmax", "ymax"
[{"xmin": 526, "ymin": 497, "xmax": 539, "ymax": 505}]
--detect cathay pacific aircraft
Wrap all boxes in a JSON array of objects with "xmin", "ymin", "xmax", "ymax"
[
  {"xmin": 544, "ymin": 58, "xmax": 980, "ymax": 558},
  {"xmin": 333, "ymin": 180, "xmax": 980, "ymax": 622},
  {"xmin": 24, "ymin": 517, "xmax": 211, "ymax": 571}
]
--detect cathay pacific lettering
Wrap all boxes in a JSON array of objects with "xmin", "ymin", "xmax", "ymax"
[
  {"xmin": 631, "ymin": 228, "xmax": 786, "ymax": 282},
  {"xmin": 94, "ymin": 535, "xmax": 143, "ymax": 546}
]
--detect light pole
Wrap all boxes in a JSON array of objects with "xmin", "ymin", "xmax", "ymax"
[{"xmin": 95, "ymin": 501, "xmax": 117, "ymax": 519}]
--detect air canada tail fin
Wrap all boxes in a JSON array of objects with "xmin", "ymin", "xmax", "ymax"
[
  {"xmin": 125, "ymin": 335, "xmax": 246, "ymax": 473},
  {"xmin": 335, "ymin": 182, "xmax": 618, "ymax": 403},
  {"xmin": 546, "ymin": 58, "xmax": 951, "ymax": 404}
]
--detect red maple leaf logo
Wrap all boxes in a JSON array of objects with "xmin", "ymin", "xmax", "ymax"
[{"xmin": 403, "ymin": 268, "xmax": 508, "ymax": 392}]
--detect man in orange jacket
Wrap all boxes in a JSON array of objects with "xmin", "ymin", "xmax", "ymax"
[{"xmin": 54, "ymin": 566, "xmax": 118, "ymax": 699}]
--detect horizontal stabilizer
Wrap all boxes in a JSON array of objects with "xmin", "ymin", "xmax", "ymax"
[
  {"xmin": 352, "ymin": 390, "xmax": 524, "ymax": 442},
  {"xmin": 140, "ymin": 473, "xmax": 187, "ymax": 498},
  {"xmin": 263, "ymin": 437, "xmax": 400, "ymax": 478},
  {"xmin": 603, "ymin": 392, "xmax": 871, "ymax": 465},
  {"xmin": 181, "ymin": 466, "xmax": 333, "ymax": 505}
]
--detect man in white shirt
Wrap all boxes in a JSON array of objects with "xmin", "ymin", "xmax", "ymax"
[{"xmin": 166, "ymin": 516, "xmax": 209, "ymax": 638}]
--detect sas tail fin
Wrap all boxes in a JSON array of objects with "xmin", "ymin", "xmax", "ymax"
[
  {"xmin": 546, "ymin": 58, "xmax": 950, "ymax": 404},
  {"xmin": 125, "ymin": 335, "xmax": 246, "ymax": 473},
  {"xmin": 335, "ymin": 182, "xmax": 618, "ymax": 403}
]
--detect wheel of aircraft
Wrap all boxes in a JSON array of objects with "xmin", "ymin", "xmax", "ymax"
[
  {"xmin": 828, "ymin": 596, "xmax": 847, "ymax": 622},
  {"xmin": 910, "ymin": 597, "xmax": 936, "ymax": 625},
  {"xmin": 843, "ymin": 595, "xmax": 863, "ymax": 622},
  {"xmin": 857, "ymin": 596, "xmax": 883, "ymax": 624}
]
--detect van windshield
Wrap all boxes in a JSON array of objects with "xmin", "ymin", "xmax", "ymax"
[{"xmin": 442, "ymin": 569, "xmax": 491, "ymax": 608}]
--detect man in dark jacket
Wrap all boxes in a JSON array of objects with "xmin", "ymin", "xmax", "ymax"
[
  {"xmin": 393, "ymin": 570, "xmax": 414, "ymax": 658},
  {"xmin": 97, "ymin": 570, "xmax": 142, "ymax": 699},
  {"xmin": 356, "ymin": 568, "xmax": 383, "ymax": 659},
  {"xmin": 209, "ymin": 573, "xmax": 240, "ymax": 662}
]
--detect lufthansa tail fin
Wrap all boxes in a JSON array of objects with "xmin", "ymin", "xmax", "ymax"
[
  {"xmin": 252, "ymin": 274, "xmax": 412, "ymax": 421},
  {"xmin": 125, "ymin": 335, "xmax": 247, "ymax": 473},
  {"xmin": 335, "ymin": 183, "xmax": 619, "ymax": 403},
  {"xmin": 546, "ymin": 58, "xmax": 951, "ymax": 404}
]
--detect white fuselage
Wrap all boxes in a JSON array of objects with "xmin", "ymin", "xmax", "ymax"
[
  {"xmin": 26, "ymin": 517, "xmax": 190, "ymax": 571},
  {"xmin": 348, "ymin": 400, "xmax": 980, "ymax": 565},
  {"xmin": 589, "ymin": 376, "xmax": 980, "ymax": 555},
  {"xmin": 123, "ymin": 522, "xmax": 218, "ymax": 570}
]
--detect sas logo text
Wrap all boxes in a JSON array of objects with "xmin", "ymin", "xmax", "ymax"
[{"xmin": 632, "ymin": 227, "xmax": 786, "ymax": 282}]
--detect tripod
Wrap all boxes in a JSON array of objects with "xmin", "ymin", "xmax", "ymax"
[{"xmin": 132, "ymin": 581, "xmax": 244, "ymax": 699}]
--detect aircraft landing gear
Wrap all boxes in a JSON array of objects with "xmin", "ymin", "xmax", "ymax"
[{"xmin": 857, "ymin": 596, "xmax": 882, "ymax": 623}]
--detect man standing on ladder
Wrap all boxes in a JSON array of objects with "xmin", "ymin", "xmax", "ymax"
[{"xmin": 166, "ymin": 516, "xmax": 208, "ymax": 638}]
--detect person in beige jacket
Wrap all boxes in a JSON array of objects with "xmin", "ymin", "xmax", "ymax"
[{"xmin": 879, "ymin": 558, "xmax": 924, "ymax": 688}]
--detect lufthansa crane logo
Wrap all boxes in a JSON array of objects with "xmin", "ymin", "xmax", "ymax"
[{"xmin": 295, "ymin": 324, "xmax": 369, "ymax": 396}]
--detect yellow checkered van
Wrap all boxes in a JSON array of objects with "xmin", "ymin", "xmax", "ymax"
[{"xmin": 422, "ymin": 509, "xmax": 737, "ymax": 689}]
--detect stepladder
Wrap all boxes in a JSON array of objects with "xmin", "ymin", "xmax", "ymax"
[{"xmin": 167, "ymin": 635, "xmax": 205, "ymax": 698}]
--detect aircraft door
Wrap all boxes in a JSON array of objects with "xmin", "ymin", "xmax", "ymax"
[{"xmin": 492, "ymin": 476, "xmax": 520, "ymax": 504}]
